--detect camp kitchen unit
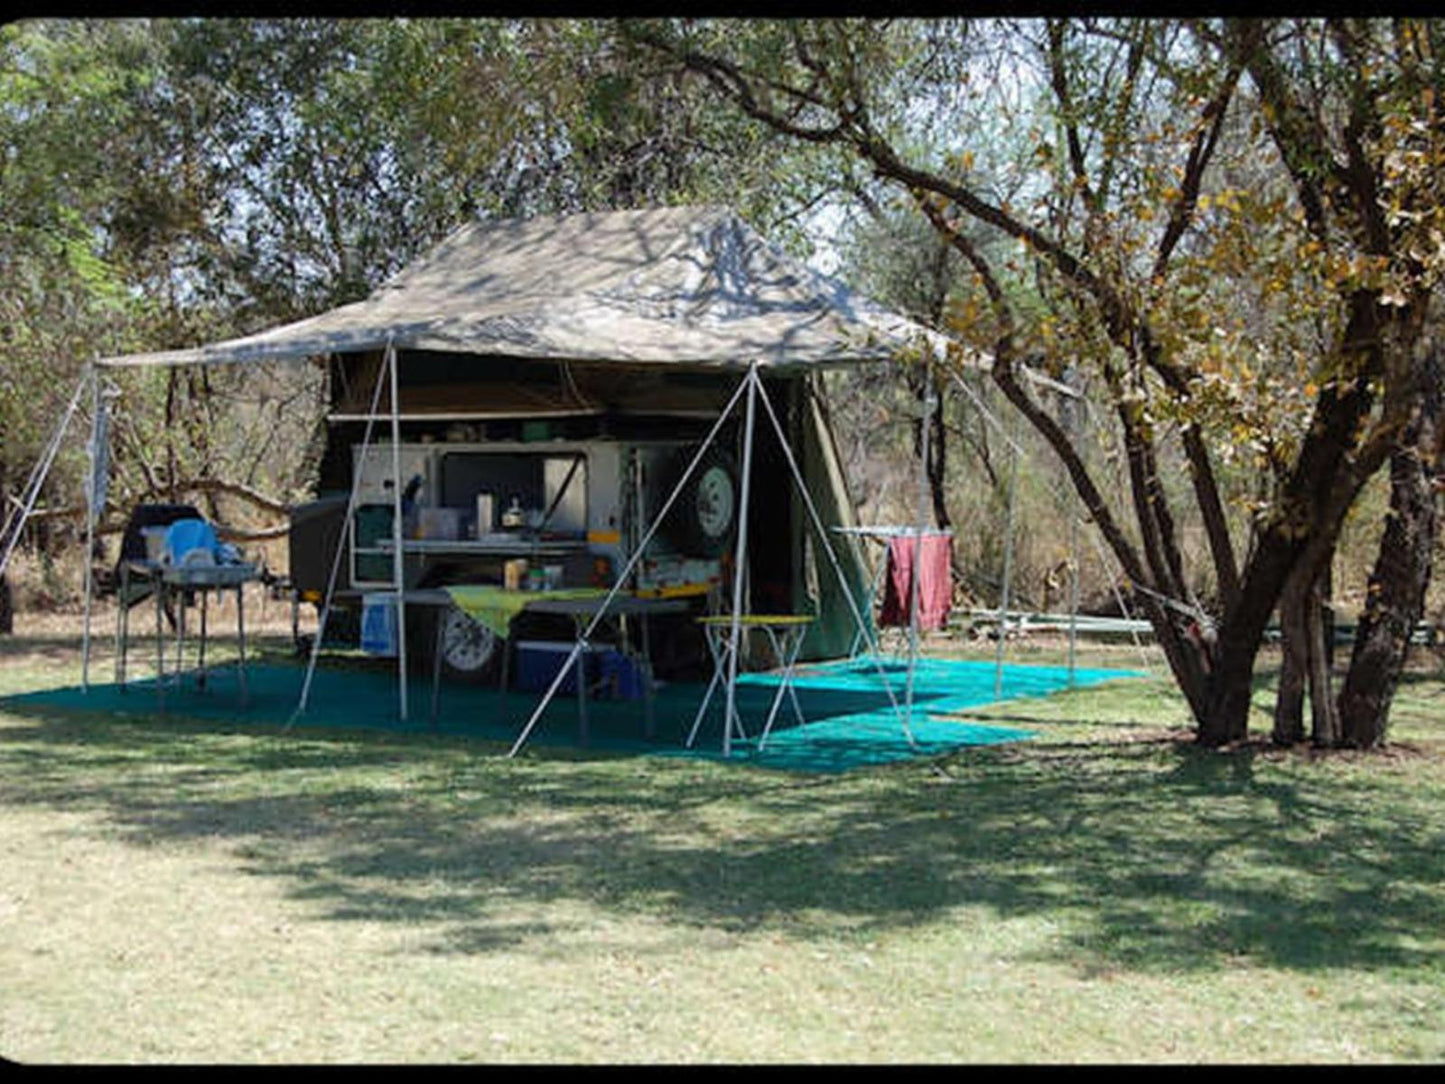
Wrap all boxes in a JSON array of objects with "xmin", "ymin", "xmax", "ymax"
[
  {"xmin": 289, "ymin": 420, "xmax": 742, "ymax": 682},
  {"xmin": 285, "ymin": 343, "xmax": 832, "ymax": 683},
  {"xmin": 339, "ymin": 434, "xmax": 733, "ymax": 597}
]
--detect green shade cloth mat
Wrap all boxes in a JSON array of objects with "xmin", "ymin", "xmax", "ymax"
[{"xmin": 3, "ymin": 656, "xmax": 1141, "ymax": 774}]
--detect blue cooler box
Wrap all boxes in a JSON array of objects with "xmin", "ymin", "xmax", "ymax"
[
  {"xmin": 598, "ymin": 650, "xmax": 645, "ymax": 700},
  {"xmin": 515, "ymin": 641, "xmax": 587, "ymax": 694},
  {"xmin": 514, "ymin": 643, "xmax": 644, "ymax": 699}
]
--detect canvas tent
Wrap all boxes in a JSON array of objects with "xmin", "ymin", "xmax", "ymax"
[
  {"xmin": 102, "ymin": 205, "xmax": 942, "ymax": 372},
  {"xmin": 9, "ymin": 205, "xmax": 970, "ymax": 753}
]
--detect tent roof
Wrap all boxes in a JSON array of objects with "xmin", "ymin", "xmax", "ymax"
[{"xmin": 99, "ymin": 205, "xmax": 956, "ymax": 372}]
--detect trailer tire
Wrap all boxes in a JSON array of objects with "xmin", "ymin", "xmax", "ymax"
[
  {"xmin": 662, "ymin": 445, "xmax": 739, "ymax": 559},
  {"xmin": 437, "ymin": 604, "xmax": 500, "ymax": 683}
]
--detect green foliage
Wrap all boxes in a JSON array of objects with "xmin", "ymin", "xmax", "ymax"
[{"xmin": 0, "ymin": 18, "xmax": 835, "ymax": 550}]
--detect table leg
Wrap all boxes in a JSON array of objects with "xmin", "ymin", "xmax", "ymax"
[
  {"xmin": 176, "ymin": 585, "xmax": 187, "ymax": 687},
  {"xmin": 236, "ymin": 583, "xmax": 248, "ymax": 708},
  {"xmin": 631, "ymin": 617, "xmax": 659, "ymax": 741},
  {"xmin": 498, "ymin": 635, "xmax": 511, "ymax": 721},
  {"xmin": 725, "ymin": 628, "xmax": 749, "ymax": 746},
  {"xmin": 116, "ymin": 564, "xmax": 128, "ymax": 690},
  {"xmin": 155, "ymin": 578, "xmax": 165, "ymax": 712},
  {"xmin": 576, "ymin": 638, "xmax": 589, "ymax": 747},
  {"xmin": 758, "ymin": 627, "xmax": 807, "ymax": 751},
  {"xmin": 854, "ymin": 550, "xmax": 888, "ymax": 658},
  {"xmin": 686, "ymin": 627, "xmax": 728, "ymax": 748},
  {"xmin": 197, "ymin": 588, "xmax": 209, "ymax": 691},
  {"xmin": 431, "ymin": 607, "xmax": 444, "ymax": 727}
]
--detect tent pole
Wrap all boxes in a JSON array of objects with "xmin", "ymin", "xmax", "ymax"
[
  {"xmin": 906, "ymin": 358, "xmax": 933, "ymax": 727},
  {"xmin": 1062, "ymin": 368, "xmax": 1081, "ymax": 688},
  {"xmin": 290, "ymin": 347, "xmax": 391, "ymax": 723},
  {"xmin": 386, "ymin": 341, "xmax": 409, "ymax": 721},
  {"xmin": 994, "ymin": 407, "xmax": 1022, "ymax": 700},
  {"xmin": 507, "ymin": 371, "xmax": 753, "ymax": 757},
  {"xmin": 1067, "ymin": 508, "xmax": 1081, "ymax": 687},
  {"xmin": 0, "ymin": 374, "xmax": 88, "ymax": 582},
  {"xmin": 753, "ymin": 378, "xmax": 916, "ymax": 746},
  {"xmin": 81, "ymin": 365, "xmax": 100, "ymax": 692},
  {"xmin": 723, "ymin": 363, "xmax": 760, "ymax": 758}
]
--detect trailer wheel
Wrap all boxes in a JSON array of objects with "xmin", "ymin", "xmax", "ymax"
[
  {"xmin": 438, "ymin": 605, "xmax": 499, "ymax": 682},
  {"xmin": 662, "ymin": 445, "xmax": 739, "ymax": 559}
]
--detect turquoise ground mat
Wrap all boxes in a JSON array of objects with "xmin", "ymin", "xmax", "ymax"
[{"xmin": 4, "ymin": 655, "xmax": 1141, "ymax": 773}]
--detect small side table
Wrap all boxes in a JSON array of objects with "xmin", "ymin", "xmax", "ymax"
[{"xmin": 689, "ymin": 614, "xmax": 813, "ymax": 753}]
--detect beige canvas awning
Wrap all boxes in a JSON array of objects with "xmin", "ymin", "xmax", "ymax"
[{"xmin": 98, "ymin": 205, "xmax": 961, "ymax": 372}]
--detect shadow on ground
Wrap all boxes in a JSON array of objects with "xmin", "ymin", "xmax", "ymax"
[{"xmin": 1, "ymin": 655, "xmax": 1442, "ymax": 980}]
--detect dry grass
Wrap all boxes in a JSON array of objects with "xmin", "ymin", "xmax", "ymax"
[{"xmin": 2, "ymin": 608, "xmax": 1444, "ymax": 1063}]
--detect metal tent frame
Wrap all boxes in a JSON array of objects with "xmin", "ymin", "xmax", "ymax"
[{"xmin": 504, "ymin": 361, "xmax": 918, "ymax": 758}]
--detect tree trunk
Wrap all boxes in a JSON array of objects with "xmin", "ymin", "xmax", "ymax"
[
  {"xmin": 1336, "ymin": 352, "xmax": 1443, "ymax": 748},
  {"xmin": 1273, "ymin": 577, "xmax": 1309, "ymax": 746},
  {"xmin": 910, "ymin": 369, "xmax": 952, "ymax": 531},
  {"xmin": 1200, "ymin": 361, "xmax": 1386, "ymax": 745},
  {"xmin": 1274, "ymin": 552, "xmax": 1340, "ymax": 746},
  {"xmin": 1306, "ymin": 573, "xmax": 1341, "ymax": 746},
  {"xmin": 929, "ymin": 374, "xmax": 951, "ymax": 530}
]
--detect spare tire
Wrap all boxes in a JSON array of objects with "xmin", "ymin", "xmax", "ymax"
[
  {"xmin": 660, "ymin": 445, "xmax": 739, "ymax": 559},
  {"xmin": 437, "ymin": 605, "xmax": 500, "ymax": 683}
]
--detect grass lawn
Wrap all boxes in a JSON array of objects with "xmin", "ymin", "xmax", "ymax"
[{"xmin": 2, "ymin": 605, "xmax": 1444, "ymax": 1063}]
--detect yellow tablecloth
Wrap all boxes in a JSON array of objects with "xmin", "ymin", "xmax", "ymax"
[{"xmin": 444, "ymin": 585, "xmax": 608, "ymax": 640}]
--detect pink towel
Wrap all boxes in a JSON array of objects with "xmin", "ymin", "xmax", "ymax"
[{"xmin": 879, "ymin": 533, "xmax": 952, "ymax": 631}]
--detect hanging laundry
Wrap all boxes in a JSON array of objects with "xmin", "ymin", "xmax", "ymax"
[{"xmin": 879, "ymin": 532, "xmax": 953, "ymax": 631}]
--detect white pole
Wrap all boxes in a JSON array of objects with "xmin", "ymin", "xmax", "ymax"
[
  {"xmin": 387, "ymin": 341, "xmax": 409, "ymax": 721},
  {"xmin": 906, "ymin": 360, "xmax": 932, "ymax": 727},
  {"xmin": 81, "ymin": 366, "xmax": 100, "ymax": 692},
  {"xmin": 948, "ymin": 366, "xmax": 1158, "ymax": 676},
  {"xmin": 1068, "ymin": 509, "xmax": 1081, "ymax": 687},
  {"xmin": 994, "ymin": 408, "xmax": 1022, "ymax": 700},
  {"xmin": 0, "ymin": 375, "xmax": 88, "ymax": 581},
  {"xmin": 723, "ymin": 364, "xmax": 760, "ymax": 758},
  {"xmin": 1062, "ymin": 369, "xmax": 1081, "ymax": 688},
  {"xmin": 290, "ymin": 345, "xmax": 392, "ymax": 723}
]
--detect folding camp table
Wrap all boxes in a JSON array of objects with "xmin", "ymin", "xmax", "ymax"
[
  {"xmin": 436, "ymin": 586, "xmax": 687, "ymax": 744},
  {"xmin": 520, "ymin": 594, "xmax": 689, "ymax": 744},
  {"xmin": 115, "ymin": 559, "xmax": 259, "ymax": 708},
  {"xmin": 688, "ymin": 614, "xmax": 813, "ymax": 752}
]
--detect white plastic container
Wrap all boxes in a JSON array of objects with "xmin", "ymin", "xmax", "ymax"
[{"xmin": 141, "ymin": 526, "xmax": 170, "ymax": 564}]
